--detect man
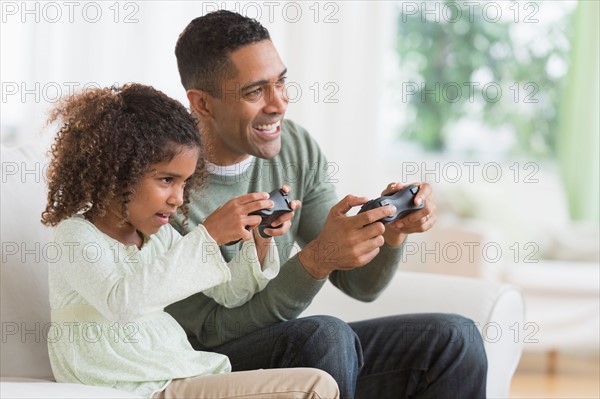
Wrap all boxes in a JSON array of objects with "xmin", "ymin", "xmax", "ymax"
[{"xmin": 167, "ymin": 10, "xmax": 487, "ymax": 398}]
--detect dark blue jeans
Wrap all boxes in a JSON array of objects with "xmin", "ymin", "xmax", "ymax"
[{"xmin": 212, "ymin": 313, "xmax": 487, "ymax": 398}]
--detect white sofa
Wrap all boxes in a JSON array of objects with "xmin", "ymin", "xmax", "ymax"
[{"xmin": 1, "ymin": 142, "xmax": 525, "ymax": 398}]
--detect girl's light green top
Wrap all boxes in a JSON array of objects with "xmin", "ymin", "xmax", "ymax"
[{"xmin": 48, "ymin": 215, "xmax": 279, "ymax": 398}]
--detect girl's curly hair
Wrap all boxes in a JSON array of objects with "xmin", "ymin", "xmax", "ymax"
[{"xmin": 41, "ymin": 83, "xmax": 205, "ymax": 226}]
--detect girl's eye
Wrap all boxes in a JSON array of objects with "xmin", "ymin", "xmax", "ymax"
[{"xmin": 160, "ymin": 177, "xmax": 173, "ymax": 184}]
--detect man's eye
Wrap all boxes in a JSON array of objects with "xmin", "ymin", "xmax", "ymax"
[
  {"xmin": 275, "ymin": 77, "xmax": 287, "ymax": 88},
  {"xmin": 244, "ymin": 88, "xmax": 263, "ymax": 101}
]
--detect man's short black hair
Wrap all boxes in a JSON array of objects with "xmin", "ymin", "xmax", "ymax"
[{"xmin": 175, "ymin": 10, "xmax": 271, "ymax": 96}]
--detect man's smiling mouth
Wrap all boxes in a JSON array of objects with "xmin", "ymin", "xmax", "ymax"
[{"xmin": 253, "ymin": 120, "xmax": 281, "ymax": 134}]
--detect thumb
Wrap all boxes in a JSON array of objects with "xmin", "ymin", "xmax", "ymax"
[{"xmin": 332, "ymin": 195, "xmax": 369, "ymax": 216}]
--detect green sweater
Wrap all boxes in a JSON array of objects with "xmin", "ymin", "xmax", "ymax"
[{"xmin": 168, "ymin": 120, "xmax": 403, "ymax": 349}]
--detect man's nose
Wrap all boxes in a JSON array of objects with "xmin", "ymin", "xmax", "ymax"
[{"xmin": 264, "ymin": 84, "xmax": 288, "ymax": 115}]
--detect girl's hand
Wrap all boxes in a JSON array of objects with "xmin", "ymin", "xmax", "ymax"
[
  {"xmin": 203, "ymin": 192, "xmax": 273, "ymax": 245},
  {"xmin": 252, "ymin": 185, "xmax": 301, "ymax": 264}
]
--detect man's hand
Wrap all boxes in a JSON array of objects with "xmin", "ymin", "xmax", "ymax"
[
  {"xmin": 203, "ymin": 192, "xmax": 272, "ymax": 245},
  {"xmin": 381, "ymin": 182, "xmax": 437, "ymax": 247},
  {"xmin": 257, "ymin": 185, "xmax": 302, "ymax": 238},
  {"xmin": 252, "ymin": 185, "xmax": 302, "ymax": 264},
  {"xmin": 298, "ymin": 195, "xmax": 396, "ymax": 279}
]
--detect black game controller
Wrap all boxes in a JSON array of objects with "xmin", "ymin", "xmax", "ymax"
[
  {"xmin": 358, "ymin": 185, "xmax": 425, "ymax": 224},
  {"xmin": 224, "ymin": 189, "xmax": 294, "ymax": 245},
  {"xmin": 250, "ymin": 188, "xmax": 294, "ymax": 238}
]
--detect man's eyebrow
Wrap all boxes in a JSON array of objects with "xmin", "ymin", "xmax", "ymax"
[{"xmin": 241, "ymin": 68, "xmax": 288, "ymax": 92}]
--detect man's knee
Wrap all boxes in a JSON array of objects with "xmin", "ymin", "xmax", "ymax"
[
  {"xmin": 436, "ymin": 314, "xmax": 487, "ymax": 367},
  {"xmin": 283, "ymin": 316, "xmax": 362, "ymax": 365},
  {"xmin": 285, "ymin": 316, "xmax": 356, "ymax": 347},
  {"xmin": 434, "ymin": 314, "xmax": 482, "ymax": 344}
]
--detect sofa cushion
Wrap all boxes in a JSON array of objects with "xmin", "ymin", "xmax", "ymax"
[
  {"xmin": 1, "ymin": 142, "xmax": 54, "ymax": 379},
  {"xmin": 0, "ymin": 379, "xmax": 141, "ymax": 398}
]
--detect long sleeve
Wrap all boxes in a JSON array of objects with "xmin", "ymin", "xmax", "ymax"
[
  {"xmin": 50, "ymin": 217, "xmax": 233, "ymax": 323},
  {"xmin": 202, "ymin": 237, "xmax": 280, "ymax": 308},
  {"xmin": 327, "ymin": 244, "xmax": 404, "ymax": 302}
]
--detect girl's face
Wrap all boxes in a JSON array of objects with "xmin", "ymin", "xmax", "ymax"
[{"xmin": 95, "ymin": 146, "xmax": 199, "ymax": 246}]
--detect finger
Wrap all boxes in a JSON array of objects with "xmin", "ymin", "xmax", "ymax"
[
  {"xmin": 352, "ymin": 245, "xmax": 382, "ymax": 267},
  {"xmin": 332, "ymin": 195, "xmax": 369, "ymax": 215},
  {"xmin": 381, "ymin": 182, "xmax": 404, "ymax": 196},
  {"xmin": 289, "ymin": 199, "xmax": 302, "ymax": 210},
  {"xmin": 348, "ymin": 229, "xmax": 386, "ymax": 258},
  {"xmin": 393, "ymin": 209, "xmax": 436, "ymax": 233},
  {"xmin": 244, "ymin": 215, "xmax": 263, "ymax": 229},
  {"xmin": 421, "ymin": 201, "xmax": 436, "ymax": 217},
  {"xmin": 423, "ymin": 213, "xmax": 436, "ymax": 231},
  {"xmin": 239, "ymin": 229, "xmax": 254, "ymax": 241},
  {"xmin": 389, "ymin": 208, "xmax": 424, "ymax": 229},
  {"xmin": 400, "ymin": 200, "xmax": 436, "ymax": 226},
  {"xmin": 263, "ymin": 221, "xmax": 290, "ymax": 237},
  {"xmin": 361, "ymin": 219, "xmax": 386, "ymax": 238},
  {"xmin": 281, "ymin": 184, "xmax": 291, "ymax": 193},
  {"xmin": 406, "ymin": 213, "xmax": 436, "ymax": 233},
  {"xmin": 414, "ymin": 183, "xmax": 432, "ymax": 206},
  {"xmin": 241, "ymin": 199, "xmax": 275, "ymax": 214},
  {"xmin": 353, "ymin": 205, "xmax": 396, "ymax": 226},
  {"xmin": 269, "ymin": 211, "xmax": 295, "ymax": 227},
  {"xmin": 235, "ymin": 192, "xmax": 270, "ymax": 205}
]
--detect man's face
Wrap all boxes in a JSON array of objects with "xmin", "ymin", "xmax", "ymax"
[{"xmin": 203, "ymin": 40, "xmax": 289, "ymax": 165}]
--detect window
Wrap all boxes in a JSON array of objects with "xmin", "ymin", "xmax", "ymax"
[{"xmin": 386, "ymin": 1, "xmax": 576, "ymax": 158}]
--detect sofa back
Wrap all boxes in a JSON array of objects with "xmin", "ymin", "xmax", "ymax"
[{"xmin": 1, "ymin": 142, "xmax": 55, "ymax": 379}]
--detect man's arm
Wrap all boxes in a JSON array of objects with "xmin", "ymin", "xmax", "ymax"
[
  {"xmin": 313, "ymin": 182, "xmax": 436, "ymax": 302},
  {"xmin": 327, "ymin": 245, "xmax": 404, "ymax": 302}
]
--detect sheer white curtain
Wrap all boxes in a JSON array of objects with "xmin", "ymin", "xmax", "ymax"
[
  {"xmin": 1, "ymin": 1, "xmax": 396, "ymax": 197},
  {"xmin": 274, "ymin": 1, "xmax": 397, "ymax": 197}
]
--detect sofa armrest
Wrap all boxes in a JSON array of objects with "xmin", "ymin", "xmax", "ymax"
[{"xmin": 301, "ymin": 271, "xmax": 525, "ymax": 399}]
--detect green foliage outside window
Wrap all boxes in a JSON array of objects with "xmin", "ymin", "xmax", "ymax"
[{"xmin": 394, "ymin": 1, "xmax": 574, "ymax": 157}]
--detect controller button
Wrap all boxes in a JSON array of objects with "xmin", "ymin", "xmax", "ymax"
[{"xmin": 410, "ymin": 186, "xmax": 419, "ymax": 194}]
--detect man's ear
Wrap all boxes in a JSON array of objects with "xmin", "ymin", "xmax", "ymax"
[{"xmin": 187, "ymin": 89, "xmax": 212, "ymax": 118}]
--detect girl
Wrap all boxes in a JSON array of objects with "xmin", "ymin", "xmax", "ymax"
[{"xmin": 41, "ymin": 84, "xmax": 338, "ymax": 399}]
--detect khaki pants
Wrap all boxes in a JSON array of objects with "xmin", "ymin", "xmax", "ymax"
[{"xmin": 153, "ymin": 368, "xmax": 340, "ymax": 399}]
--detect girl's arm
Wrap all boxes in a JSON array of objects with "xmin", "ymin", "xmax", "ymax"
[
  {"xmin": 199, "ymin": 185, "xmax": 300, "ymax": 308},
  {"xmin": 52, "ymin": 218, "xmax": 232, "ymax": 323},
  {"xmin": 202, "ymin": 232, "xmax": 280, "ymax": 308}
]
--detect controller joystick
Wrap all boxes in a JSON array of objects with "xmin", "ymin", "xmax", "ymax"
[{"xmin": 358, "ymin": 184, "xmax": 424, "ymax": 224}]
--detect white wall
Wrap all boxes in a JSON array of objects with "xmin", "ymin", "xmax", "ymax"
[
  {"xmin": 2, "ymin": 1, "xmax": 595, "ymax": 236},
  {"xmin": 1, "ymin": 1, "xmax": 395, "ymax": 199}
]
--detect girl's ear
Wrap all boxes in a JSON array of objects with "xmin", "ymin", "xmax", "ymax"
[{"xmin": 187, "ymin": 89, "xmax": 212, "ymax": 119}]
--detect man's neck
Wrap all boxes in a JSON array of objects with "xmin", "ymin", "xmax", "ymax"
[
  {"xmin": 199, "ymin": 123, "xmax": 251, "ymax": 167},
  {"xmin": 206, "ymin": 152, "xmax": 252, "ymax": 167},
  {"xmin": 206, "ymin": 155, "xmax": 256, "ymax": 176}
]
